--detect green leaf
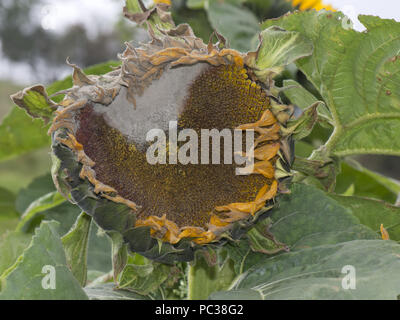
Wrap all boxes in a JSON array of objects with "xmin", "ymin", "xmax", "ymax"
[
  {"xmin": 10, "ymin": 85, "xmax": 56, "ymax": 123},
  {"xmin": 283, "ymin": 79, "xmax": 320, "ymax": 110},
  {"xmin": 294, "ymin": 140, "xmax": 315, "ymax": 158},
  {"xmin": 15, "ymin": 173, "xmax": 55, "ymax": 214},
  {"xmin": 188, "ymin": 251, "xmax": 236, "ymax": 300},
  {"xmin": 62, "ymin": 212, "xmax": 92, "ymax": 286},
  {"xmin": 0, "ymin": 232, "xmax": 31, "ymax": 276},
  {"xmin": 16, "ymin": 191, "xmax": 66, "ymax": 232},
  {"xmin": 20, "ymin": 201, "xmax": 112, "ymax": 273},
  {"xmin": 0, "ymin": 149, "xmax": 52, "ymax": 194},
  {"xmin": 225, "ymin": 183, "xmax": 377, "ymax": 274},
  {"xmin": 248, "ymin": 26, "xmax": 313, "ymax": 80},
  {"xmin": 212, "ymin": 240, "xmax": 400, "ymax": 300},
  {"xmin": 270, "ymin": 184, "xmax": 378, "ymax": 249},
  {"xmin": 206, "ymin": 0, "xmax": 260, "ymax": 52},
  {"xmin": 0, "ymin": 187, "xmax": 20, "ymax": 234},
  {"xmin": 0, "ymin": 107, "xmax": 51, "ymax": 162},
  {"xmin": 86, "ymin": 224, "xmax": 112, "ymax": 273},
  {"xmin": 330, "ymin": 194, "xmax": 400, "ymax": 241},
  {"xmin": 85, "ymin": 283, "xmax": 150, "ymax": 300},
  {"xmin": 336, "ymin": 160, "xmax": 400, "ymax": 203},
  {"xmin": 0, "ymin": 187, "xmax": 18, "ymax": 218},
  {"xmin": 0, "ymin": 217, "xmax": 19, "ymax": 237},
  {"xmin": 293, "ymin": 159, "xmax": 338, "ymax": 192},
  {"xmin": 262, "ymin": 12, "xmax": 400, "ymax": 157},
  {"xmin": 125, "ymin": 0, "xmax": 142, "ymax": 14},
  {"xmin": 14, "ymin": 174, "xmax": 112, "ymax": 272},
  {"xmin": 118, "ymin": 255, "xmax": 171, "ymax": 295},
  {"xmin": 187, "ymin": 0, "xmax": 206, "ymax": 9},
  {"xmin": 14, "ymin": 174, "xmax": 81, "ymax": 235},
  {"xmin": 110, "ymin": 232, "xmax": 128, "ymax": 282},
  {"xmin": 172, "ymin": 5, "xmax": 213, "ymax": 42},
  {"xmin": 27, "ymin": 202, "xmax": 82, "ymax": 236},
  {"xmin": 0, "ymin": 221, "xmax": 88, "ymax": 299},
  {"xmin": 214, "ymin": 184, "xmax": 400, "ymax": 299},
  {"xmin": 223, "ymin": 240, "xmax": 265, "ymax": 276},
  {"xmin": 17, "ymin": 189, "xmax": 112, "ymax": 273},
  {"xmin": 0, "ymin": 61, "xmax": 120, "ymax": 162}
]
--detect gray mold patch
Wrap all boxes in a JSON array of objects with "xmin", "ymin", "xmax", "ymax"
[{"xmin": 92, "ymin": 63, "xmax": 208, "ymax": 149}]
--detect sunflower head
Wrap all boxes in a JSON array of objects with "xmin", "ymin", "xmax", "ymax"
[{"xmin": 38, "ymin": 3, "xmax": 294, "ymax": 263}]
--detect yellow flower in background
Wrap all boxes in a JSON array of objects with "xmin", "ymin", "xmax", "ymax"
[
  {"xmin": 290, "ymin": 0, "xmax": 335, "ymax": 11},
  {"xmin": 155, "ymin": 0, "xmax": 334, "ymax": 11},
  {"xmin": 155, "ymin": 0, "xmax": 334, "ymax": 10},
  {"xmin": 154, "ymin": 0, "xmax": 171, "ymax": 5}
]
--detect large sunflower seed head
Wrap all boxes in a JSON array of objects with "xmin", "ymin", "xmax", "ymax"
[{"xmin": 46, "ymin": 9, "xmax": 293, "ymax": 263}]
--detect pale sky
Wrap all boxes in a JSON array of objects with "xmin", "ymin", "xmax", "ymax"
[
  {"xmin": 37, "ymin": 0, "xmax": 125, "ymax": 38},
  {"xmin": 1, "ymin": 0, "xmax": 399, "ymax": 84},
  {"xmin": 329, "ymin": 0, "xmax": 400, "ymax": 30}
]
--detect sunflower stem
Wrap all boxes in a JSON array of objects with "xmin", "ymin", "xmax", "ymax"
[{"xmin": 187, "ymin": 251, "xmax": 236, "ymax": 300}]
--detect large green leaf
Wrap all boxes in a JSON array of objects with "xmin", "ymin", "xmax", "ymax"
[
  {"xmin": 16, "ymin": 189, "xmax": 112, "ymax": 273},
  {"xmin": 225, "ymin": 183, "xmax": 377, "ymax": 274},
  {"xmin": 270, "ymin": 184, "xmax": 377, "ymax": 249},
  {"xmin": 212, "ymin": 240, "xmax": 400, "ymax": 300},
  {"xmin": 330, "ymin": 194, "xmax": 400, "ymax": 241},
  {"xmin": 0, "ymin": 221, "xmax": 88, "ymax": 299},
  {"xmin": 262, "ymin": 12, "xmax": 400, "ymax": 157},
  {"xmin": 213, "ymin": 183, "xmax": 400, "ymax": 299},
  {"xmin": 18, "ymin": 200, "xmax": 112, "ymax": 273},
  {"xmin": 0, "ymin": 61, "xmax": 120, "ymax": 162},
  {"xmin": 15, "ymin": 173, "xmax": 112, "ymax": 272}
]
